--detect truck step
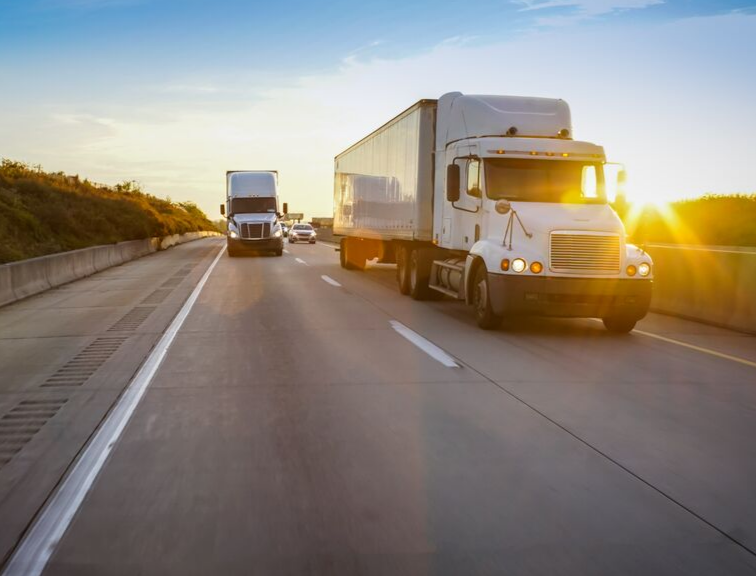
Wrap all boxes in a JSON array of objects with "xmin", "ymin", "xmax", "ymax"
[
  {"xmin": 428, "ymin": 284, "xmax": 459, "ymax": 298},
  {"xmin": 432, "ymin": 260, "xmax": 464, "ymax": 273}
]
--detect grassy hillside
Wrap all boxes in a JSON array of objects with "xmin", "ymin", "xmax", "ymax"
[
  {"xmin": 0, "ymin": 159, "xmax": 217, "ymax": 264},
  {"xmin": 622, "ymin": 194, "xmax": 756, "ymax": 247}
]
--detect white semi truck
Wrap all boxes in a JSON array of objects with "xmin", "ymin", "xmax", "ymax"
[
  {"xmin": 334, "ymin": 92, "xmax": 652, "ymax": 332},
  {"xmin": 220, "ymin": 170, "xmax": 286, "ymax": 257}
]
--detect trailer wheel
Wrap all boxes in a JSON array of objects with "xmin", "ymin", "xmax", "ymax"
[
  {"xmin": 409, "ymin": 248, "xmax": 433, "ymax": 300},
  {"xmin": 396, "ymin": 246, "xmax": 411, "ymax": 295},
  {"xmin": 472, "ymin": 264, "xmax": 502, "ymax": 329},
  {"xmin": 602, "ymin": 316, "xmax": 637, "ymax": 333}
]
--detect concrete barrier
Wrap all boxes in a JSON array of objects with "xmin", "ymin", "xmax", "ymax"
[
  {"xmin": 8, "ymin": 257, "xmax": 51, "ymax": 301},
  {"xmin": 647, "ymin": 244, "xmax": 756, "ymax": 334},
  {"xmin": 43, "ymin": 247, "xmax": 95, "ymax": 287},
  {"xmin": 0, "ymin": 231, "xmax": 221, "ymax": 308},
  {"xmin": 0, "ymin": 267, "xmax": 14, "ymax": 308}
]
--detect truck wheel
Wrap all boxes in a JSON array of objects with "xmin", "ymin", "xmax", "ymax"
[
  {"xmin": 396, "ymin": 246, "xmax": 411, "ymax": 295},
  {"xmin": 472, "ymin": 264, "xmax": 502, "ymax": 330},
  {"xmin": 409, "ymin": 248, "xmax": 433, "ymax": 300},
  {"xmin": 602, "ymin": 316, "xmax": 637, "ymax": 333}
]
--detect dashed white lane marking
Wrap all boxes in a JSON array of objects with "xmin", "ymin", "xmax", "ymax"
[
  {"xmin": 2, "ymin": 246, "xmax": 226, "ymax": 576},
  {"xmin": 295, "ymin": 258, "xmax": 308, "ymax": 265},
  {"xmin": 283, "ymin": 249, "xmax": 290, "ymax": 254},
  {"xmin": 321, "ymin": 275, "xmax": 342, "ymax": 287},
  {"xmin": 389, "ymin": 320, "xmax": 460, "ymax": 368}
]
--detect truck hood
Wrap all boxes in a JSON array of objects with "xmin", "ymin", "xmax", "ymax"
[
  {"xmin": 499, "ymin": 202, "xmax": 623, "ymax": 236},
  {"xmin": 232, "ymin": 213, "xmax": 277, "ymax": 226}
]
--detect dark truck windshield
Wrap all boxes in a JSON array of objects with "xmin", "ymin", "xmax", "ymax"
[
  {"xmin": 485, "ymin": 158, "xmax": 606, "ymax": 204},
  {"xmin": 230, "ymin": 197, "xmax": 277, "ymax": 215}
]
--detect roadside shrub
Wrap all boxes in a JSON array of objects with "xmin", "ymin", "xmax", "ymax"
[{"xmin": 0, "ymin": 159, "xmax": 216, "ymax": 263}]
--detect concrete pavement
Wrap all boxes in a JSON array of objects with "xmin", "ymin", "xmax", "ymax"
[{"xmin": 3, "ymin": 239, "xmax": 756, "ymax": 575}]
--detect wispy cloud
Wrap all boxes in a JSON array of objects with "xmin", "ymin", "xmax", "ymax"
[
  {"xmin": 37, "ymin": 0, "xmax": 147, "ymax": 10},
  {"xmin": 512, "ymin": 0, "xmax": 663, "ymax": 24}
]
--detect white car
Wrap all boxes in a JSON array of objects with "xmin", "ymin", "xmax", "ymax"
[{"xmin": 289, "ymin": 224, "xmax": 317, "ymax": 244}]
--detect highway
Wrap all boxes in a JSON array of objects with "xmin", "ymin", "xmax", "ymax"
[{"xmin": 1, "ymin": 237, "xmax": 756, "ymax": 575}]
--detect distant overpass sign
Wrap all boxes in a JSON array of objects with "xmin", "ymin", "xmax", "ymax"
[{"xmin": 285, "ymin": 213, "xmax": 304, "ymax": 221}]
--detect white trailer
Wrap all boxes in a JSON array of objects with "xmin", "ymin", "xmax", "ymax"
[
  {"xmin": 334, "ymin": 92, "xmax": 653, "ymax": 331},
  {"xmin": 220, "ymin": 170, "xmax": 286, "ymax": 257}
]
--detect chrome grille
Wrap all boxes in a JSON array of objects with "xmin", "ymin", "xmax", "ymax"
[
  {"xmin": 550, "ymin": 232, "xmax": 620, "ymax": 274},
  {"xmin": 240, "ymin": 223, "xmax": 270, "ymax": 239}
]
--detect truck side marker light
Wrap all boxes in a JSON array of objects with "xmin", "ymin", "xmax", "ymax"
[
  {"xmin": 501, "ymin": 259, "xmax": 510, "ymax": 271},
  {"xmin": 530, "ymin": 262, "xmax": 543, "ymax": 274},
  {"xmin": 626, "ymin": 265, "xmax": 637, "ymax": 277},
  {"xmin": 561, "ymin": 153, "xmax": 570, "ymax": 157}
]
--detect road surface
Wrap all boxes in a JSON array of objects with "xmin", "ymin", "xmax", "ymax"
[{"xmin": 1, "ymin": 237, "xmax": 755, "ymax": 575}]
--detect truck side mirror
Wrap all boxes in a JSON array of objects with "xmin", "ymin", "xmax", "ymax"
[
  {"xmin": 282, "ymin": 202, "xmax": 289, "ymax": 216},
  {"xmin": 220, "ymin": 204, "xmax": 226, "ymax": 216},
  {"xmin": 446, "ymin": 164, "xmax": 460, "ymax": 203},
  {"xmin": 617, "ymin": 170, "xmax": 627, "ymax": 202}
]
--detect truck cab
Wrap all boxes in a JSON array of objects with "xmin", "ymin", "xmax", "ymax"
[
  {"xmin": 221, "ymin": 170, "xmax": 285, "ymax": 257},
  {"xmin": 433, "ymin": 93, "xmax": 652, "ymax": 331}
]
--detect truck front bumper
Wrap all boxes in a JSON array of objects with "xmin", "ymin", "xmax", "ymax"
[
  {"xmin": 487, "ymin": 274, "xmax": 652, "ymax": 319},
  {"xmin": 227, "ymin": 236, "xmax": 283, "ymax": 252}
]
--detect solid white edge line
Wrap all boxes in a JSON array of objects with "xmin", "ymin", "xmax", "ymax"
[
  {"xmin": 587, "ymin": 318, "xmax": 756, "ymax": 369},
  {"xmin": 389, "ymin": 320, "xmax": 459, "ymax": 368},
  {"xmin": 321, "ymin": 275, "xmax": 341, "ymax": 287},
  {"xmin": 3, "ymin": 245, "xmax": 226, "ymax": 576}
]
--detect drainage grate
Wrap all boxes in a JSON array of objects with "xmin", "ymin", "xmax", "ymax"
[
  {"xmin": 0, "ymin": 398, "xmax": 68, "ymax": 468},
  {"xmin": 141, "ymin": 288, "xmax": 172, "ymax": 305},
  {"xmin": 108, "ymin": 306, "xmax": 157, "ymax": 332},
  {"xmin": 160, "ymin": 277, "xmax": 183, "ymax": 288},
  {"xmin": 42, "ymin": 337, "xmax": 128, "ymax": 387}
]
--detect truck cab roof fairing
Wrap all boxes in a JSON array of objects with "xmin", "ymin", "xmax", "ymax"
[
  {"xmin": 227, "ymin": 171, "xmax": 278, "ymax": 198},
  {"xmin": 436, "ymin": 92, "xmax": 573, "ymax": 151}
]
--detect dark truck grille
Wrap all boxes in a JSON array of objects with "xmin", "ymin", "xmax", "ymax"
[
  {"xmin": 240, "ymin": 223, "xmax": 271, "ymax": 239},
  {"xmin": 550, "ymin": 232, "xmax": 621, "ymax": 274}
]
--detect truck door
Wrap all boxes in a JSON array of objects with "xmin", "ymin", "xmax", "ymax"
[{"xmin": 441, "ymin": 151, "xmax": 483, "ymax": 251}]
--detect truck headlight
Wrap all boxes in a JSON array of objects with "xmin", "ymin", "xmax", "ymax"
[
  {"xmin": 273, "ymin": 228, "xmax": 282, "ymax": 238},
  {"xmin": 638, "ymin": 262, "xmax": 651, "ymax": 277},
  {"xmin": 229, "ymin": 231, "xmax": 238, "ymax": 239},
  {"xmin": 512, "ymin": 258, "xmax": 527, "ymax": 273}
]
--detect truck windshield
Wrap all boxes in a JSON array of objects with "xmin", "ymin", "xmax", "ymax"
[
  {"xmin": 230, "ymin": 197, "xmax": 277, "ymax": 215},
  {"xmin": 484, "ymin": 158, "xmax": 606, "ymax": 204}
]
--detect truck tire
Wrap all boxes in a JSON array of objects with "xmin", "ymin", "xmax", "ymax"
[
  {"xmin": 602, "ymin": 316, "xmax": 637, "ymax": 333},
  {"xmin": 472, "ymin": 264, "xmax": 502, "ymax": 330},
  {"xmin": 409, "ymin": 248, "xmax": 433, "ymax": 300},
  {"xmin": 396, "ymin": 245, "xmax": 411, "ymax": 295}
]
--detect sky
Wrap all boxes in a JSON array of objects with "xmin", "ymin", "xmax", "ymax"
[{"xmin": 1, "ymin": 0, "xmax": 755, "ymax": 219}]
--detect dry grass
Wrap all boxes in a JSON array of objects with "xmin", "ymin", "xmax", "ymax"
[{"xmin": 0, "ymin": 159, "xmax": 218, "ymax": 263}]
